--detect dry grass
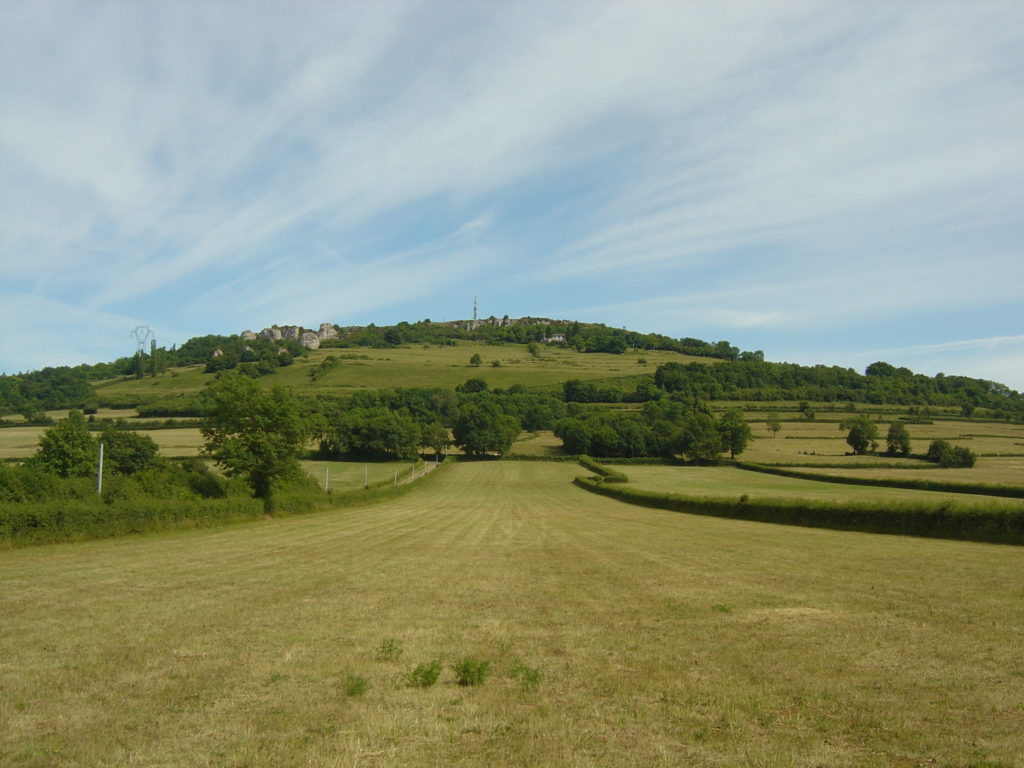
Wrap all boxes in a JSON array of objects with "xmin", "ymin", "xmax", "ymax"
[
  {"xmin": 741, "ymin": 417, "xmax": 1024, "ymax": 467},
  {"xmin": 0, "ymin": 427, "xmax": 46, "ymax": 460},
  {"xmin": 1, "ymin": 462, "xmax": 1022, "ymax": 767}
]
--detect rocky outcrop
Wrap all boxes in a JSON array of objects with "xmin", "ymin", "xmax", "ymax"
[
  {"xmin": 317, "ymin": 323, "xmax": 338, "ymax": 341},
  {"xmin": 240, "ymin": 330, "xmax": 257, "ymax": 341},
  {"xmin": 259, "ymin": 327, "xmax": 282, "ymax": 342},
  {"xmin": 280, "ymin": 325, "xmax": 302, "ymax": 341},
  {"xmin": 300, "ymin": 332, "xmax": 320, "ymax": 350}
]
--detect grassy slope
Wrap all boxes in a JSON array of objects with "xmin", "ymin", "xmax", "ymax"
[
  {"xmin": 2, "ymin": 461, "xmax": 1021, "ymax": 768},
  {"xmin": 92, "ymin": 343, "xmax": 705, "ymax": 401}
]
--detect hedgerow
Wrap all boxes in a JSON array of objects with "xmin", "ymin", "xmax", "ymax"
[
  {"xmin": 573, "ymin": 476, "xmax": 1024, "ymax": 545},
  {"xmin": 578, "ymin": 456, "xmax": 629, "ymax": 483},
  {"xmin": 733, "ymin": 461, "xmax": 1024, "ymax": 500}
]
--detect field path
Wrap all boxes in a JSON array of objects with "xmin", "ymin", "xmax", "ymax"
[{"xmin": 1, "ymin": 461, "xmax": 1022, "ymax": 767}]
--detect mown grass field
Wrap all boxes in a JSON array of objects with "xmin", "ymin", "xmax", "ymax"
[
  {"xmin": 1, "ymin": 461, "xmax": 1022, "ymax": 767},
  {"xmin": 621, "ymin": 465, "xmax": 1024, "ymax": 508},
  {"xmin": 793, "ymin": 457, "xmax": 1024, "ymax": 487},
  {"xmin": 299, "ymin": 459, "xmax": 430, "ymax": 492}
]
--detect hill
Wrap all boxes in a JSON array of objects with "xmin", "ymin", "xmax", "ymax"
[{"xmin": 0, "ymin": 317, "xmax": 1021, "ymax": 420}]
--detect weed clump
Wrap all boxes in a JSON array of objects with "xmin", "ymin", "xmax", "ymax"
[
  {"xmin": 452, "ymin": 657, "xmax": 491, "ymax": 687},
  {"xmin": 509, "ymin": 660, "xmax": 542, "ymax": 691},
  {"xmin": 405, "ymin": 659, "xmax": 443, "ymax": 688},
  {"xmin": 375, "ymin": 638, "xmax": 404, "ymax": 662},
  {"xmin": 342, "ymin": 673, "xmax": 370, "ymax": 697}
]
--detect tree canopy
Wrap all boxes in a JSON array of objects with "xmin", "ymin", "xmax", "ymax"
[
  {"xmin": 34, "ymin": 410, "xmax": 96, "ymax": 477},
  {"xmin": 201, "ymin": 374, "xmax": 312, "ymax": 510}
]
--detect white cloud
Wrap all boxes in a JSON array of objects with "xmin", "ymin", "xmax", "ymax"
[{"xmin": 1, "ymin": 1, "xmax": 1021, "ymax": 388}]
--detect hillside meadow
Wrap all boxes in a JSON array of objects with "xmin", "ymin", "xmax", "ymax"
[
  {"xmin": 91, "ymin": 343, "xmax": 705, "ymax": 402},
  {"xmin": 1, "ymin": 461, "xmax": 1021, "ymax": 768}
]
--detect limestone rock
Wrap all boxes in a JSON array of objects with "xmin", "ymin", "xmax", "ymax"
[
  {"xmin": 300, "ymin": 332, "xmax": 320, "ymax": 350},
  {"xmin": 259, "ymin": 327, "xmax": 282, "ymax": 342},
  {"xmin": 317, "ymin": 323, "xmax": 338, "ymax": 341},
  {"xmin": 240, "ymin": 330, "xmax": 257, "ymax": 341}
]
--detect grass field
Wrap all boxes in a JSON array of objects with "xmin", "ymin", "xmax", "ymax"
[
  {"xmin": 92, "ymin": 343, "xmax": 704, "ymax": 403},
  {"xmin": 621, "ymin": 465, "xmax": 1024, "ymax": 508},
  {"xmin": 1, "ymin": 461, "xmax": 1022, "ymax": 767},
  {"xmin": 793, "ymin": 457, "xmax": 1024, "ymax": 488},
  {"xmin": 299, "ymin": 459, "xmax": 429, "ymax": 492}
]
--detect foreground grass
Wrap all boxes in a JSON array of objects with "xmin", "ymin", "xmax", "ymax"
[{"xmin": 1, "ymin": 462, "xmax": 1022, "ymax": 767}]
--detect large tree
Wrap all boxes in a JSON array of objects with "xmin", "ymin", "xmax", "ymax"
[
  {"xmin": 201, "ymin": 374, "xmax": 311, "ymax": 511},
  {"xmin": 885, "ymin": 422, "xmax": 912, "ymax": 457},
  {"xmin": 35, "ymin": 409, "xmax": 96, "ymax": 477},
  {"xmin": 97, "ymin": 425, "xmax": 159, "ymax": 474},
  {"xmin": 674, "ymin": 412, "xmax": 722, "ymax": 463},
  {"xmin": 452, "ymin": 397, "xmax": 520, "ymax": 457},
  {"xmin": 717, "ymin": 408, "xmax": 753, "ymax": 459},
  {"xmin": 841, "ymin": 415, "xmax": 879, "ymax": 455}
]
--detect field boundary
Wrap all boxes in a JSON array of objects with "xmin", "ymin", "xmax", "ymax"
[
  {"xmin": 0, "ymin": 458, "xmax": 454, "ymax": 548},
  {"xmin": 733, "ymin": 461, "xmax": 1024, "ymax": 500},
  {"xmin": 573, "ymin": 475, "xmax": 1024, "ymax": 545}
]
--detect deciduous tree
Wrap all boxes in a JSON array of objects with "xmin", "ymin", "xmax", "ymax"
[
  {"xmin": 201, "ymin": 374, "xmax": 311, "ymax": 511},
  {"xmin": 718, "ymin": 409, "xmax": 752, "ymax": 459},
  {"xmin": 35, "ymin": 409, "xmax": 95, "ymax": 477},
  {"xmin": 885, "ymin": 422, "xmax": 912, "ymax": 457},
  {"xmin": 841, "ymin": 415, "xmax": 879, "ymax": 455},
  {"xmin": 452, "ymin": 397, "xmax": 520, "ymax": 457}
]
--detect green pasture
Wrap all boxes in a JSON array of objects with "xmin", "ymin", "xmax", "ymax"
[
  {"xmin": 92, "ymin": 343, "xmax": 703, "ymax": 403},
  {"xmin": 299, "ymin": 459, "xmax": 430, "ymax": 492},
  {"xmin": 2, "ymin": 461, "xmax": 1021, "ymax": 767},
  {"xmin": 623, "ymin": 465, "xmax": 1023, "ymax": 508},
  {"xmin": 509, "ymin": 430, "xmax": 565, "ymax": 457},
  {"xmin": 794, "ymin": 456, "xmax": 1024, "ymax": 488}
]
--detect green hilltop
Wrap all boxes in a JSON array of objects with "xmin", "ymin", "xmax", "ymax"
[{"xmin": 0, "ymin": 317, "xmax": 1021, "ymax": 420}]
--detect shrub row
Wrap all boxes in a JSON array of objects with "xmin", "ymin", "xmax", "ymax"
[
  {"xmin": 573, "ymin": 476, "xmax": 1024, "ymax": 545},
  {"xmin": 733, "ymin": 461, "xmax": 1024, "ymax": 500},
  {"xmin": 750, "ymin": 460, "xmax": 942, "ymax": 470},
  {"xmin": 578, "ymin": 455, "xmax": 629, "ymax": 483},
  {"xmin": 0, "ymin": 458, "xmax": 453, "ymax": 548}
]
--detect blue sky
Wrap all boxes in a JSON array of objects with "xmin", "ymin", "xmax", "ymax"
[{"xmin": 2, "ymin": 1, "xmax": 1022, "ymax": 389}]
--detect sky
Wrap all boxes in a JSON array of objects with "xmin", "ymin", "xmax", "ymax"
[{"xmin": 2, "ymin": 1, "xmax": 1022, "ymax": 389}]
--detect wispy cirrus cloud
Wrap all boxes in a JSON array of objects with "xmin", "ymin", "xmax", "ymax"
[{"xmin": 1, "ymin": 1, "xmax": 1021, "ymax": 387}]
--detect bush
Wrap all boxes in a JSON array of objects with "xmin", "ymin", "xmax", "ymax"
[
  {"xmin": 926, "ymin": 439, "xmax": 977, "ymax": 468},
  {"xmin": 452, "ymin": 657, "xmax": 491, "ymax": 687},
  {"xmin": 405, "ymin": 659, "xmax": 443, "ymax": 688}
]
